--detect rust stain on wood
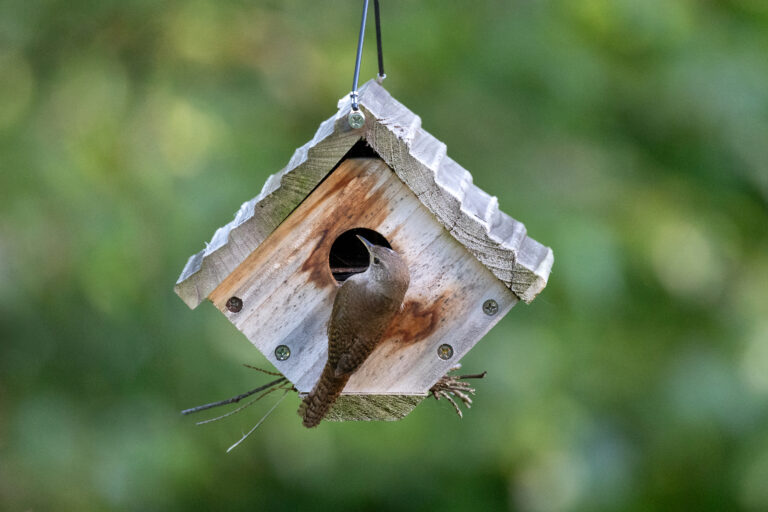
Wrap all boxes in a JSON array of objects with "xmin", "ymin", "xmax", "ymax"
[
  {"xmin": 313, "ymin": 166, "xmax": 363, "ymax": 205},
  {"xmin": 299, "ymin": 228, "xmax": 336, "ymax": 288},
  {"xmin": 298, "ymin": 177, "xmax": 393, "ymax": 288},
  {"xmin": 210, "ymin": 158, "xmax": 400, "ymax": 307},
  {"xmin": 383, "ymin": 293, "xmax": 450, "ymax": 346}
]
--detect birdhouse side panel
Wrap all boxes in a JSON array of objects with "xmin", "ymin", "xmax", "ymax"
[
  {"xmin": 208, "ymin": 157, "xmax": 517, "ymax": 396},
  {"xmin": 208, "ymin": 157, "xmax": 420, "ymax": 391}
]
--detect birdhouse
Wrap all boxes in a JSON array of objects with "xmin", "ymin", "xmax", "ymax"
[{"xmin": 175, "ymin": 80, "xmax": 553, "ymax": 422}]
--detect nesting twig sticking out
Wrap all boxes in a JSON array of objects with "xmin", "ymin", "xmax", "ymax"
[{"xmin": 429, "ymin": 365, "xmax": 487, "ymax": 418}]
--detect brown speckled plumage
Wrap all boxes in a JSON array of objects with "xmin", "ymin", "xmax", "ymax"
[{"xmin": 299, "ymin": 238, "xmax": 409, "ymax": 428}]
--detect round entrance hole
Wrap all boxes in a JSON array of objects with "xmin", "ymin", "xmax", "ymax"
[{"xmin": 328, "ymin": 228, "xmax": 391, "ymax": 283}]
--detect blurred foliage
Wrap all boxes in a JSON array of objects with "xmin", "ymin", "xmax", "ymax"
[{"xmin": 1, "ymin": 1, "xmax": 767, "ymax": 511}]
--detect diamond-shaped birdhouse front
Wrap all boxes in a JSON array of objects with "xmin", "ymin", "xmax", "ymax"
[{"xmin": 175, "ymin": 81, "xmax": 553, "ymax": 422}]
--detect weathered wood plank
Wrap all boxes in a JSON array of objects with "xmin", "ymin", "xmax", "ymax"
[{"xmin": 322, "ymin": 394, "xmax": 426, "ymax": 422}]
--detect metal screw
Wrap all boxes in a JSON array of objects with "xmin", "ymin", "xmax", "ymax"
[
  {"xmin": 437, "ymin": 344, "xmax": 454, "ymax": 360},
  {"xmin": 226, "ymin": 296, "xmax": 243, "ymax": 313},
  {"xmin": 275, "ymin": 345, "xmax": 291, "ymax": 361},
  {"xmin": 348, "ymin": 109, "xmax": 365, "ymax": 129},
  {"xmin": 482, "ymin": 299, "xmax": 499, "ymax": 316}
]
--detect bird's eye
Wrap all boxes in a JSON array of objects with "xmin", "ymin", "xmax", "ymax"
[{"xmin": 373, "ymin": 257, "xmax": 381, "ymax": 265}]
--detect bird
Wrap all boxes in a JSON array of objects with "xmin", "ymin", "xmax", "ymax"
[{"xmin": 299, "ymin": 235, "xmax": 410, "ymax": 428}]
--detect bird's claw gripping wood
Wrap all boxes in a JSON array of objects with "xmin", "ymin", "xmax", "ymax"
[{"xmin": 429, "ymin": 365, "xmax": 487, "ymax": 418}]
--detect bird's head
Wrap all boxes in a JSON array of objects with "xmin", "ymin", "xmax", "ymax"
[{"xmin": 356, "ymin": 235, "xmax": 410, "ymax": 297}]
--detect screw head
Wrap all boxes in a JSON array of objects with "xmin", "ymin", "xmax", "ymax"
[
  {"xmin": 348, "ymin": 109, "xmax": 365, "ymax": 129},
  {"xmin": 483, "ymin": 299, "xmax": 499, "ymax": 316},
  {"xmin": 274, "ymin": 345, "xmax": 291, "ymax": 361},
  {"xmin": 226, "ymin": 296, "xmax": 243, "ymax": 313},
  {"xmin": 437, "ymin": 344, "xmax": 454, "ymax": 360}
]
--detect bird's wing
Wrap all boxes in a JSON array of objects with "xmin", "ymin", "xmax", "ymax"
[
  {"xmin": 326, "ymin": 276, "xmax": 403, "ymax": 376},
  {"xmin": 334, "ymin": 336, "xmax": 374, "ymax": 376},
  {"xmin": 326, "ymin": 278, "xmax": 364, "ymax": 370}
]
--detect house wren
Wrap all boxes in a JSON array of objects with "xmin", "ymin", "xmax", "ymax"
[{"xmin": 299, "ymin": 235, "xmax": 410, "ymax": 428}]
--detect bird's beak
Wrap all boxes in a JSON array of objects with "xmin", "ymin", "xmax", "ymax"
[{"xmin": 356, "ymin": 234, "xmax": 375, "ymax": 253}]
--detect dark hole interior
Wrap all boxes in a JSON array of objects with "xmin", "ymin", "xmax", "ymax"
[
  {"xmin": 328, "ymin": 228, "xmax": 391, "ymax": 282},
  {"xmin": 343, "ymin": 139, "xmax": 378, "ymax": 159}
]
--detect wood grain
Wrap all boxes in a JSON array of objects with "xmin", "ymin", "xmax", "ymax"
[{"xmin": 321, "ymin": 394, "xmax": 426, "ymax": 422}]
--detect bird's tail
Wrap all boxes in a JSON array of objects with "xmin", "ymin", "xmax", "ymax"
[{"xmin": 298, "ymin": 365, "xmax": 350, "ymax": 428}]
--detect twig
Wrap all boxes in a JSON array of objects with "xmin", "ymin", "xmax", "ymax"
[
  {"xmin": 227, "ymin": 390, "xmax": 290, "ymax": 453},
  {"xmin": 330, "ymin": 266, "xmax": 369, "ymax": 274},
  {"xmin": 242, "ymin": 364, "xmax": 284, "ymax": 376},
  {"xmin": 181, "ymin": 377, "xmax": 286, "ymax": 415},
  {"xmin": 451, "ymin": 388, "xmax": 473, "ymax": 406},
  {"xmin": 195, "ymin": 380, "xmax": 287, "ymax": 425},
  {"xmin": 458, "ymin": 371, "xmax": 487, "ymax": 380},
  {"xmin": 429, "ymin": 366, "xmax": 486, "ymax": 418}
]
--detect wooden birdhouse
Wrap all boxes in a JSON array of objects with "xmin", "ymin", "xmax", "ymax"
[{"xmin": 175, "ymin": 80, "xmax": 553, "ymax": 422}]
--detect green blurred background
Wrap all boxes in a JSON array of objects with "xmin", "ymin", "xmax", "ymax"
[{"xmin": 1, "ymin": 1, "xmax": 767, "ymax": 510}]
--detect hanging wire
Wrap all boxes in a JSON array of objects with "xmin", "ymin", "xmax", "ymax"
[
  {"xmin": 350, "ymin": 0, "xmax": 369, "ymax": 111},
  {"xmin": 373, "ymin": 0, "xmax": 385, "ymax": 82},
  {"xmin": 350, "ymin": 0, "xmax": 386, "ymax": 110}
]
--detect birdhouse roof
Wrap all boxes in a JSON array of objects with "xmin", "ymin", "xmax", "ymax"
[{"xmin": 175, "ymin": 80, "xmax": 553, "ymax": 309}]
